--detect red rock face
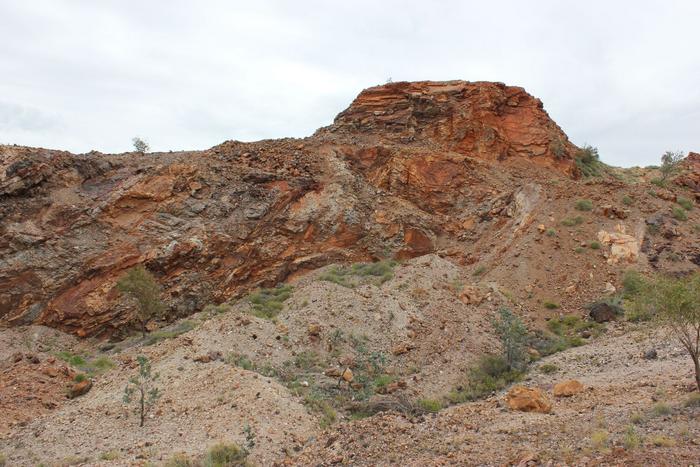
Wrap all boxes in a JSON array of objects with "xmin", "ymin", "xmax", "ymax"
[{"xmin": 0, "ymin": 81, "xmax": 581, "ymax": 336}]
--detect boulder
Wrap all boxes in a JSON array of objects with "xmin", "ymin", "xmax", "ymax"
[
  {"xmin": 588, "ymin": 302, "xmax": 618, "ymax": 323},
  {"xmin": 68, "ymin": 379, "xmax": 92, "ymax": 399},
  {"xmin": 553, "ymin": 380, "xmax": 584, "ymax": 397},
  {"xmin": 459, "ymin": 285, "xmax": 488, "ymax": 305},
  {"xmin": 505, "ymin": 386, "xmax": 552, "ymax": 413}
]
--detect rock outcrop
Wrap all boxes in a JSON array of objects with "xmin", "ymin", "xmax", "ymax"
[{"xmin": 1, "ymin": 80, "xmax": 581, "ymax": 336}]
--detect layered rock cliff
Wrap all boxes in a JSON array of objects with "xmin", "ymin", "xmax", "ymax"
[{"xmin": 1, "ymin": 81, "xmax": 579, "ymax": 336}]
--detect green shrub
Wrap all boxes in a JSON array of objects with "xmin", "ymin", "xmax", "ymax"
[
  {"xmin": 417, "ymin": 399, "xmax": 442, "ymax": 413},
  {"xmin": 320, "ymin": 260, "xmax": 397, "ymax": 288},
  {"xmin": 630, "ymin": 412, "xmax": 645, "ymax": 425},
  {"xmin": 684, "ymin": 393, "xmax": 700, "ymax": 407},
  {"xmin": 144, "ymin": 320, "xmax": 197, "ymax": 345},
  {"xmin": 541, "ymin": 315, "xmax": 602, "ymax": 353},
  {"xmin": 650, "ymin": 435, "xmax": 676, "ymax": 447},
  {"xmin": 575, "ymin": 199, "xmax": 593, "ymax": 211},
  {"xmin": 99, "ymin": 451, "xmax": 119, "ymax": 461},
  {"xmin": 247, "ymin": 285, "xmax": 293, "ymax": 319},
  {"xmin": 225, "ymin": 353, "xmax": 255, "ymax": 371},
  {"xmin": 562, "ymin": 216, "xmax": 584, "ymax": 227},
  {"xmin": 449, "ymin": 354, "xmax": 523, "ymax": 403},
  {"xmin": 204, "ymin": 443, "xmax": 248, "ymax": 467},
  {"xmin": 672, "ymin": 206, "xmax": 688, "ymax": 221},
  {"xmin": 651, "ymin": 178, "xmax": 667, "ymax": 188},
  {"xmin": 293, "ymin": 350, "xmax": 320, "ymax": 371},
  {"xmin": 622, "ymin": 270, "xmax": 644, "ymax": 298},
  {"xmin": 543, "ymin": 301, "xmax": 559, "ymax": 309},
  {"xmin": 590, "ymin": 430, "xmax": 609, "ymax": 451},
  {"xmin": 56, "ymin": 352, "xmax": 116, "ymax": 377},
  {"xmin": 622, "ymin": 195, "xmax": 634, "ymax": 206},
  {"xmin": 659, "ymin": 150, "xmax": 684, "ymax": 182},
  {"xmin": 203, "ymin": 303, "xmax": 232, "ymax": 315},
  {"xmin": 492, "ymin": 308, "xmax": 529, "ymax": 371},
  {"xmin": 539, "ymin": 363, "xmax": 558, "ymax": 374},
  {"xmin": 575, "ymin": 145, "xmax": 605, "ymax": 177},
  {"xmin": 472, "ymin": 265, "xmax": 486, "ymax": 276},
  {"xmin": 164, "ymin": 453, "xmax": 197, "ymax": 467},
  {"xmin": 677, "ymin": 197, "xmax": 693, "ymax": 211},
  {"xmin": 623, "ymin": 425, "xmax": 641, "ymax": 450},
  {"xmin": 651, "ymin": 402, "xmax": 671, "ymax": 417},
  {"xmin": 74, "ymin": 373, "xmax": 88, "ymax": 383},
  {"xmin": 546, "ymin": 228, "xmax": 556, "ymax": 237},
  {"xmin": 373, "ymin": 375, "xmax": 394, "ymax": 390},
  {"xmin": 589, "ymin": 241, "xmax": 601, "ymax": 250},
  {"xmin": 116, "ymin": 265, "xmax": 165, "ymax": 337}
]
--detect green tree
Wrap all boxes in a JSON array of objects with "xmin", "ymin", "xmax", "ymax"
[
  {"xmin": 116, "ymin": 265, "xmax": 165, "ymax": 337},
  {"xmin": 132, "ymin": 137, "xmax": 150, "ymax": 153},
  {"xmin": 123, "ymin": 356, "xmax": 161, "ymax": 427},
  {"xmin": 492, "ymin": 307, "xmax": 529, "ymax": 371},
  {"xmin": 659, "ymin": 150, "xmax": 684, "ymax": 181},
  {"xmin": 630, "ymin": 273, "xmax": 700, "ymax": 391}
]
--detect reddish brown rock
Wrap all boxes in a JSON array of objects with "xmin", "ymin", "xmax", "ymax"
[
  {"xmin": 68, "ymin": 379, "xmax": 92, "ymax": 399},
  {"xmin": 553, "ymin": 380, "xmax": 584, "ymax": 397},
  {"xmin": 505, "ymin": 386, "xmax": 552, "ymax": 413}
]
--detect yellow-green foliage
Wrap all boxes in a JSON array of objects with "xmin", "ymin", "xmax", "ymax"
[
  {"xmin": 320, "ymin": 260, "xmax": 397, "ymax": 288},
  {"xmin": 204, "ymin": 443, "xmax": 249, "ymax": 467},
  {"xmin": 417, "ymin": 399, "xmax": 442, "ymax": 413},
  {"xmin": 247, "ymin": 285, "xmax": 293, "ymax": 319}
]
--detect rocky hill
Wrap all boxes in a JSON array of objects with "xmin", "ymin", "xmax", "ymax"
[{"xmin": 0, "ymin": 81, "xmax": 698, "ymax": 466}]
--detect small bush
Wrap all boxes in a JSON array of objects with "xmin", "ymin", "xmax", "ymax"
[
  {"xmin": 99, "ymin": 451, "xmax": 119, "ymax": 461},
  {"xmin": 630, "ymin": 412, "xmax": 645, "ymax": 425},
  {"xmin": 589, "ymin": 241, "xmax": 601, "ymax": 250},
  {"xmin": 492, "ymin": 308, "xmax": 529, "ymax": 371},
  {"xmin": 546, "ymin": 228, "xmax": 556, "ymax": 237},
  {"xmin": 165, "ymin": 453, "xmax": 197, "ymax": 467},
  {"xmin": 622, "ymin": 195, "xmax": 634, "ymax": 206},
  {"xmin": 0, "ymin": 452, "xmax": 6, "ymax": 467},
  {"xmin": 677, "ymin": 197, "xmax": 693, "ymax": 211},
  {"xmin": 651, "ymin": 178, "xmax": 667, "ymax": 188},
  {"xmin": 132, "ymin": 137, "xmax": 150, "ymax": 153},
  {"xmin": 225, "ymin": 353, "xmax": 255, "ymax": 371},
  {"xmin": 562, "ymin": 216, "xmax": 584, "ymax": 227},
  {"xmin": 684, "ymin": 393, "xmax": 700, "ymax": 407},
  {"xmin": 543, "ymin": 301, "xmax": 559, "ymax": 309},
  {"xmin": 575, "ymin": 145, "xmax": 605, "ymax": 177},
  {"xmin": 651, "ymin": 402, "xmax": 671, "ymax": 417},
  {"xmin": 472, "ymin": 265, "xmax": 486, "ymax": 276},
  {"xmin": 623, "ymin": 425, "xmax": 641, "ymax": 450},
  {"xmin": 622, "ymin": 270, "xmax": 644, "ymax": 298},
  {"xmin": 449, "ymin": 354, "xmax": 523, "ymax": 403},
  {"xmin": 672, "ymin": 206, "xmax": 688, "ymax": 221},
  {"xmin": 320, "ymin": 260, "xmax": 397, "ymax": 288},
  {"xmin": 247, "ymin": 285, "xmax": 293, "ymax": 319},
  {"xmin": 590, "ymin": 430, "xmax": 609, "ymax": 451},
  {"xmin": 575, "ymin": 199, "xmax": 594, "ymax": 211},
  {"xmin": 204, "ymin": 443, "xmax": 248, "ymax": 467},
  {"xmin": 144, "ymin": 320, "xmax": 197, "ymax": 345},
  {"xmin": 649, "ymin": 435, "xmax": 676, "ymax": 447},
  {"xmin": 417, "ymin": 399, "xmax": 442, "ymax": 413},
  {"xmin": 539, "ymin": 363, "xmax": 558, "ymax": 374},
  {"xmin": 74, "ymin": 373, "xmax": 88, "ymax": 383}
]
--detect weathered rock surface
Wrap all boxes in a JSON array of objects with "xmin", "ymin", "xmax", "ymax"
[
  {"xmin": 553, "ymin": 379, "xmax": 584, "ymax": 397},
  {"xmin": 0, "ymin": 81, "xmax": 579, "ymax": 336},
  {"xmin": 505, "ymin": 386, "xmax": 552, "ymax": 413}
]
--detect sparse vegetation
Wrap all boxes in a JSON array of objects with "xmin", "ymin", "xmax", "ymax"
[
  {"xmin": 574, "ymin": 145, "xmax": 605, "ymax": 177},
  {"xmin": 546, "ymin": 228, "xmax": 556, "ymax": 237},
  {"xmin": 651, "ymin": 402, "xmax": 671, "ymax": 417},
  {"xmin": 204, "ymin": 443, "xmax": 249, "ymax": 467},
  {"xmin": 589, "ymin": 241, "xmax": 601, "ymax": 250},
  {"xmin": 123, "ymin": 355, "xmax": 160, "ymax": 427},
  {"xmin": 575, "ymin": 199, "xmax": 593, "ymax": 211},
  {"xmin": 671, "ymin": 206, "xmax": 688, "ymax": 221},
  {"xmin": 116, "ymin": 265, "xmax": 165, "ymax": 337},
  {"xmin": 247, "ymin": 285, "xmax": 293, "ymax": 319},
  {"xmin": 649, "ymin": 435, "xmax": 676, "ymax": 447},
  {"xmin": 144, "ymin": 320, "xmax": 197, "ymax": 345},
  {"xmin": 492, "ymin": 308, "xmax": 529, "ymax": 371},
  {"xmin": 677, "ymin": 196, "xmax": 693, "ymax": 211},
  {"xmin": 590, "ymin": 430, "xmax": 609, "ymax": 451},
  {"xmin": 622, "ymin": 195, "xmax": 634, "ymax": 206},
  {"xmin": 623, "ymin": 425, "xmax": 641, "ymax": 450},
  {"xmin": 472, "ymin": 265, "xmax": 486, "ymax": 276},
  {"xmin": 684, "ymin": 392, "xmax": 700, "ymax": 407},
  {"xmin": 417, "ymin": 398, "xmax": 442, "ymax": 413},
  {"xmin": 55, "ymin": 352, "xmax": 115, "ymax": 377},
  {"xmin": 659, "ymin": 150, "xmax": 684, "ymax": 182},
  {"xmin": 449, "ymin": 354, "xmax": 523, "ymax": 403},
  {"xmin": 539, "ymin": 363, "xmax": 558, "ymax": 374},
  {"xmin": 543, "ymin": 301, "xmax": 559, "ymax": 309},
  {"xmin": 132, "ymin": 137, "xmax": 150, "ymax": 153},
  {"xmin": 319, "ymin": 260, "xmax": 397, "ymax": 288},
  {"xmin": 99, "ymin": 451, "xmax": 119, "ymax": 461},
  {"xmin": 628, "ymin": 273, "xmax": 700, "ymax": 391},
  {"xmin": 561, "ymin": 216, "xmax": 584, "ymax": 227},
  {"xmin": 630, "ymin": 412, "xmax": 645, "ymax": 425}
]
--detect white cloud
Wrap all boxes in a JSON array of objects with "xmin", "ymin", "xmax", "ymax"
[{"xmin": 0, "ymin": 0, "xmax": 698, "ymax": 166}]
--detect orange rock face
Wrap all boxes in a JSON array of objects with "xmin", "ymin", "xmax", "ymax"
[
  {"xmin": 505, "ymin": 386, "xmax": 553, "ymax": 413},
  {"xmin": 0, "ymin": 80, "xmax": 581, "ymax": 336},
  {"xmin": 553, "ymin": 379, "xmax": 584, "ymax": 397}
]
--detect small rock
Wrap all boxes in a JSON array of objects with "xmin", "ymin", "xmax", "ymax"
[
  {"xmin": 643, "ymin": 349, "xmax": 658, "ymax": 360},
  {"xmin": 553, "ymin": 380, "xmax": 584, "ymax": 397},
  {"xmin": 68, "ymin": 379, "xmax": 92, "ymax": 399},
  {"xmin": 341, "ymin": 368, "xmax": 353, "ymax": 383},
  {"xmin": 505, "ymin": 386, "xmax": 552, "ymax": 413}
]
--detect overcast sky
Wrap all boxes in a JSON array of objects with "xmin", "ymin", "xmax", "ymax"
[{"xmin": 1, "ymin": 1, "xmax": 698, "ymax": 166}]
